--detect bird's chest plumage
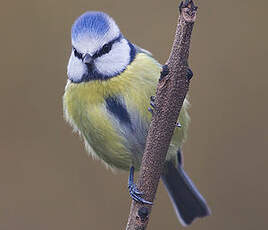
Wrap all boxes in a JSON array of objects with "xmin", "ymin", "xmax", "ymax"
[{"xmin": 63, "ymin": 53, "xmax": 161, "ymax": 169}]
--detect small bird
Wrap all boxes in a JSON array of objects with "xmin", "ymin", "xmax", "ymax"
[{"xmin": 63, "ymin": 11, "xmax": 210, "ymax": 226}]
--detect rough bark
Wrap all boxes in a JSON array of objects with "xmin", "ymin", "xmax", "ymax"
[{"xmin": 125, "ymin": 1, "xmax": 198, "ymax": 229}]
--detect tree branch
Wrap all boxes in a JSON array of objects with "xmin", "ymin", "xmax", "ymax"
[{"xmin": 125, "ymin": 1, "xmax": 198, "ymax": 229}]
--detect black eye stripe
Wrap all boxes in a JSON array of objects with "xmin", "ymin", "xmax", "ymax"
[
  {"xmin": 73, "ymin": 47, "xmax": 83, "ymax": 59},
  {"xmin": 97, "ymin": 43, "xmax": 112, "ymax": 56},
  {"xmin": 93, "ymin": 34, "xmax": 122, "ymax": 59},
  {"xmin": 72, "ymin": 34, "xmax": 122, "ymax": 61}
]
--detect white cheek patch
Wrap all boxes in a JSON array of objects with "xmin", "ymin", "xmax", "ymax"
[
  {"xmin": 94, "ymin": 39, "xmax": 130, "ymax": 76},
  {"xmin": 67, "ymin": 52, "xmax": 87, "ymax": 82}
]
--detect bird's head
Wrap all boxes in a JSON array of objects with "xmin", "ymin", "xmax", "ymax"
[{"xmin": 67, "ymin": 11, "xmax": 135, "ymax": 83}]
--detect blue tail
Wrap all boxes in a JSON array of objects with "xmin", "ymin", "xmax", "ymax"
[{"xmin": 161, "ymin": 161, "xmax": 211, "ymax": 226}]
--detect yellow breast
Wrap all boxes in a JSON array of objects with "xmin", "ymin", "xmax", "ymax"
[
  {"xmin": 63, "ymin": 53, "xmax": 161, "ymax": 169},
  {"xmin": 63, "ymin": 52, "xmax": 189, "ymax": 170}
]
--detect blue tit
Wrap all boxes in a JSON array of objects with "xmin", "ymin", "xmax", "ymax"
[{"xmin": 63, "ymin": 11, "xmax": 210, "ymax": 226}]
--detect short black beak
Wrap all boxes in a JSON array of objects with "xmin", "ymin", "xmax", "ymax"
[{"xmin": 82, "ymin": 53, "xmax": 92, "ymax": 64}]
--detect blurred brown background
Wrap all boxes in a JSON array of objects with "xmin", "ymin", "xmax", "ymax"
[{"xmin": 1, "ymin": 0, "xmax": 267, "ymax": 229}]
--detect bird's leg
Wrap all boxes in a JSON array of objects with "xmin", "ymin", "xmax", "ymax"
[
  {"xmin": 128, "ymin": 166, "xmax": 153, "ymax": 205},
  {"xmin": 159, "ymin": 65, "xmax": 169, "ymax": 81}
]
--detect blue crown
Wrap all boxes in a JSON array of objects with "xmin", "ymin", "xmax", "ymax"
[{"xmin": 71, "ymin": 12, "xmax": 111, "ymax": 41}]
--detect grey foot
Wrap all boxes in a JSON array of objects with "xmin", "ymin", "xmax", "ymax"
[{"xmin": 128, "ymin": 166, "xmax": 153, "ymax": 205}]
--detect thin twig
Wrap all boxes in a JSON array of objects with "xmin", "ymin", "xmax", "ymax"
[{"xmin": 125, "ymin": 1, "xmax": 198, "ymax": 229}]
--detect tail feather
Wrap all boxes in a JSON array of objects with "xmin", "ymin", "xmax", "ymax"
[{"xmin": 161, "ymin": 161, "xmax": 210, "ymax": 226}]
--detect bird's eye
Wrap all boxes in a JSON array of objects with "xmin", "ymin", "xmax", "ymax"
[
  {"xmin": 99, "ymin": 43, "xmax": 112, "ymax": 56},
  {"xmin": 73, "ymin": 48, "xmax": 83, "ymax": 59}
]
